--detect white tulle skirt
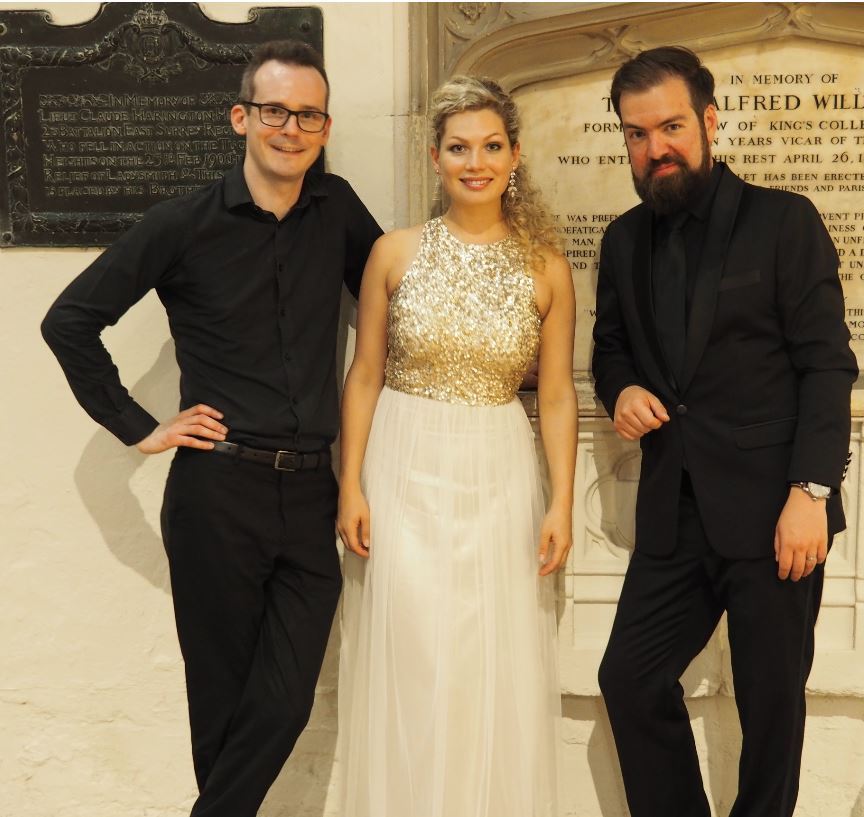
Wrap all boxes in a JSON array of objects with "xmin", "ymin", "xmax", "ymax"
[{"xmin": 338, "ymin": 386, "xmax": 560, "ymax": 817}]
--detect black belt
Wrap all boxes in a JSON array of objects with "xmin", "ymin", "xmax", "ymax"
[{"xmin": 211, "ymin": 440, "xmax": 331, "ymax": 471}]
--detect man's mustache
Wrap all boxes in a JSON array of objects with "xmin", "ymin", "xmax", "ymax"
[{"xmin": 648, "ymin": 156, "xmax": 685, "ymax": 175}]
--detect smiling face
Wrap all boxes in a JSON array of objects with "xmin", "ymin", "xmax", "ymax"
[
  {"xmin": 430, "ymin": 108, "xmax": 519, "ymax": 211},
  {"xmin": 619, "ymin": 75, "xmax": 717, "ymax": 214},
  {"xmin": 230, "ymin": 60, "xmax": 330, "ymax": 192}
]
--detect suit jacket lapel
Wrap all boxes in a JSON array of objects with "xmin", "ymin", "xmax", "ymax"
[
  {"xmin": 631, "ymin": 207, "xmax": 674, "ymax": 395},
  {"xmin": 679, "ymin": 169, "xmax": 745, "ymax": 392}
]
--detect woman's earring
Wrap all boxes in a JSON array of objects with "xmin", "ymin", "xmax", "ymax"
[{"xmin": 507, "ymin": 169, "xmax": 518, "ymax": 199}]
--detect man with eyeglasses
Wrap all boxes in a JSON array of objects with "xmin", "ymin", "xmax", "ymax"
[{"xmin": 42, "ymin": 40, "xmax": 381, "ymax": 817}]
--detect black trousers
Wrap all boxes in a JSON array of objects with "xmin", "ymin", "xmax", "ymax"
[
  {"xmin": 599, "ymin": 476, "xmax": 824, "ymax": 817},
  {"xmin": 161, "ymin": 448, "xmax": 341, "ymax": 817}
]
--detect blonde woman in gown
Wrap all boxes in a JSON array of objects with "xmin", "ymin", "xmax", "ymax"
[{"xmin": 337, "ymin": 76, "xmax": 577, "ymax": 817}]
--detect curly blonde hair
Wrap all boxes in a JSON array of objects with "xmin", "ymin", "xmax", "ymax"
[{"xmin": 430, "ymin": 75, "xmax": 561, "ymax": 269}]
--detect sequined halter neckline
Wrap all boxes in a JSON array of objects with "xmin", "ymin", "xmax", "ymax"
[
  {"xmin": 439, "ymin": 218, "xmax": 512, "ymax": 248},
  {"xmin": 384, "ymin": 217, "xmax": 540, "ymax": 406}
]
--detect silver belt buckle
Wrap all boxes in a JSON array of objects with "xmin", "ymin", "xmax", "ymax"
[{"xmin": 274, "ymin": 450, "xmax": 300, "ymax": 471}]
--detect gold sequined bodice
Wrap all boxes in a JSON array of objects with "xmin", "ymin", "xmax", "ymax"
[{"xmin": 385, "ymin": 218, "xmax": 540, "ymax": 406}]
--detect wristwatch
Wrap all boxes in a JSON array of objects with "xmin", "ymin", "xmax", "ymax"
[{"xmin": 790, "ymin": 481, "xmax": 832, "ymax": 501}]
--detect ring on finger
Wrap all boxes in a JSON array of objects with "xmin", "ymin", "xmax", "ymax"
[{"xmin": 805, "ymin": 554, "xmax": 817, "ymax": 563}]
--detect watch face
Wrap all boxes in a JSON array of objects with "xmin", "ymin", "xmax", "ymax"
[{"xmin": 807, "ymin": 483, "xmax": 832, "ymax": 499}]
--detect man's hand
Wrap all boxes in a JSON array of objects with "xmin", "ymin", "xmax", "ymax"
[
  {"xmin": 774, "ymin": 487, "xmax": 829, "ymax": 581},
  {"xmin": 135, "ymin": 404, "xmax": 227, "ymax": 454},
  {"xmin": 613, "ymin": 385, "xmax": 670, "ymax": 441},
  {"xmin": 337, "ymin": 484, "xmax": 371, "ymax": 559}
]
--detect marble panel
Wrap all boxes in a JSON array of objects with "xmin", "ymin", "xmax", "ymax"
[{"xmin": 515, "ymin": 38, "xmax": 864, "ymax": 382}]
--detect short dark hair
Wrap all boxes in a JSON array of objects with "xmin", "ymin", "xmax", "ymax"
[
  {"xmin": 239, "ymin": 40, "xmax": 329, "ymax": 108},
  {"xmin": 610, "ymin": 46, "xmax": 714, "ymax": 119}
]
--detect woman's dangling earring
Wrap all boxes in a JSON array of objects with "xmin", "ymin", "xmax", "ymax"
[{"xmin": 507, "ymin": 168, "xmax": 518, "ymax": 199}]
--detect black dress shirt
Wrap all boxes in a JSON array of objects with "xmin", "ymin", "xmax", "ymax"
[
  {"xmin": 42, "ymin": 162, "xmax": 382, "ymax": 450},
  {"xmin": 651, "ymin": 160, "xmax": 725, "ymax": 320}
]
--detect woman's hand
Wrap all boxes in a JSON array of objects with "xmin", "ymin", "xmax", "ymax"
[
  {"xmin": 538, "ymin": 504, "xmax": 572, "ymax": 576},
  {"xmin": 338, "ymin": 484, "xmax": 371, "ymax": 559}
]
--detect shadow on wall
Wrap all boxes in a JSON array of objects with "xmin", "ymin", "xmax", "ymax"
[
  {"xmin": 569, "ymin": 696, "xmax": 628, "ymax": 817},
  {"xmin": 810, "ymin": 697, "xmax": 864, "ymax": 817},
  {"xmin": 74, "ymin": 338, "xmax": 180, "ymax": 593},
  {"xmin": 262, "ymin": 608, "xmax": 342, "ymax": 817},
  {"xmin": 590, "ymin": 431, "xmax": 743, "ymax": 815},
  {"xmin": 579, "ymin": 694, "xmax": 743, "ymax": 817},
  {"xmin": 70, "ymin": 310, "xmax": 359, "ymax": 814},
  {"xmin": 72, "ymin": 290, "xmax": 358, "ymax": 598},
  {"xmin": 690, "ymin": 695, "xmax": 742, "ymax": 815}
]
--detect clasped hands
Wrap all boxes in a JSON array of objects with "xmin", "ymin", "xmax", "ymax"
[{"xmin": 613, "ymin": 385, "xmax": 827, "ymax": 582}]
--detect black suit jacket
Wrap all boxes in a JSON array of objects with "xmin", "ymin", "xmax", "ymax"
[{"xmin": 591, "ymin": 165, "xmax": 857, "ymax": 558}]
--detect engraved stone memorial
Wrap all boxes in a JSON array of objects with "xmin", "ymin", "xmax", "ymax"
[
  {"xmin": 516, "ymin": 38, "xmax": 864, "ymax": 375},
  {"xmin": 0, "ymin": 2, "xmax": 322, "ymax": 246}
]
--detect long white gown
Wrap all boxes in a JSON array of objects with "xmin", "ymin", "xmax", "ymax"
[{"xmin": 339, "ymin": 218, "xmax": 561, "ymax": 817}]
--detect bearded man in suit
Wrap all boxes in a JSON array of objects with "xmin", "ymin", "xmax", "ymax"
[{"xmin": 592, "ymin": 46, "xmax": 857, "ymax": 817}]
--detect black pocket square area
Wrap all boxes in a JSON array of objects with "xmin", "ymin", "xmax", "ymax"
[{"xmin": 718, "ymin": 269, "xmax": 761, "ymax": 291}]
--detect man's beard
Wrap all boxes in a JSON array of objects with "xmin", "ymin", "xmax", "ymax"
[{"xmin": 631, "ymin": 126, "xmax": 712, "ymax": 215}]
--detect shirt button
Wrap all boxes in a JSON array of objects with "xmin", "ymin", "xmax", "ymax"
[
  {"xmin": 283, "ymin": 352, "xmax": 291, "ymax": 361},
  {"xmin": 676, "ymin": 404, "xmax": 688, "ymax": 416}
]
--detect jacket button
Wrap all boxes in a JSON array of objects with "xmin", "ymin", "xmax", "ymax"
[{"xmin": 676, "ymin": 404, "xmax": 688, "ymax": 416}]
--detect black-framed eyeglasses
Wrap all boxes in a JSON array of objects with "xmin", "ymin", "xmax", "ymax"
[{"xmin": 240, "ymin": 100, "xmax": 329, "ymax": 133}]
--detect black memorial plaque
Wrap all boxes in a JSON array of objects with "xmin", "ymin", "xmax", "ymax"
[{"xmin": 0, "ymin": 3, "xmax": 322, "ymax": 246}]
